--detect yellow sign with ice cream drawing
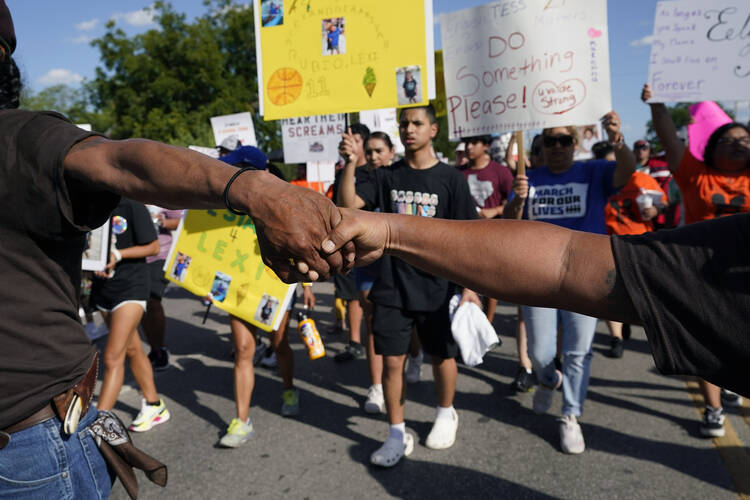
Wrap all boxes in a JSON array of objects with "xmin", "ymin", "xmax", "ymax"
[
  {"xmin": 164, "ymin": 210, "xmax": 296, "ymax": 332},
  {"xmin": 255, "ymin": 0, "xmax": 435, "ymax": 120}
]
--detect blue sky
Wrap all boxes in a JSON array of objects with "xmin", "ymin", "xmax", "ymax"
[{"xmin": 10, "ymin": 0, "xmax": 746, "ymax": 143}]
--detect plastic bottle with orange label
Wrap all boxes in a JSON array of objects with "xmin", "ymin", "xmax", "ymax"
[{"xmin": 297, "ymin": 308, "xmax": 325, "ymax": 360}]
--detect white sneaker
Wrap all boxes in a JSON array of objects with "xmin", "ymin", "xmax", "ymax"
[
  {"xmin": 260, "ymin": 351, "xmax": 277, "ymax": 368},
  {"xmin": 405, "ymin": 351, "xmax": 423, "ymax": 384},
  {"xmin": 559, "ymin": 414, "xmax": 585, "ymax": 454},
  {"xmin": 425, "ymin": 407, "xmax": 459, "ymax": 450},
  {"xmin": 364, "ymin": 385, "xmax": 386, "ymax": 414},
  {"xmin": 129, "ymin": 398, "xmax": 170, "ymax": 432},
  {"xmin": 370, "ymin": 433, "xmax": 414, "ymax": 467}
]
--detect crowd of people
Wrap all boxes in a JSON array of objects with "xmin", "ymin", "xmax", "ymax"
[{"xmin": 1, "ymin": 0, "xmax": 749, "ymax": 496}]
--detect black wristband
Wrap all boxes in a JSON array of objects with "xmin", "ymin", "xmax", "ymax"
[{"xmin": 223, "ymin": 166, "xmax": 256, "ymax": 215}]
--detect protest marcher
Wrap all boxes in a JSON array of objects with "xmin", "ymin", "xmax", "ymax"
[
  {"xmin": 503, "ymin": 112, "xmax": 635, "ymax": 454},
  {"xmin": 458, "ymin": 135, "xmax": 514, "ymax": 324},
  {"xmin": 91, "ymin": 198, "xmax": 170, "ymax": 432},
  {"xmin": 142, "ymin": 206, "xmax": 184, "ymax": 371},
  {"xmin": 0, "ymin": 2, "xmax": 351, "ymax": 493},
  {"xmin": 331, "ymin": 123, "xmax": 370, "ymax": 363},
  {"xmin": 643, "ymin": 83, "xmax": 750, "ymax": 437},
  {"xmin": 504, "ymin": 133, "xmax": 544, "ymax": 392},
  {"xmin": 338, "ymin": 131, "xmax": 394, "ymax": 413},
  {"xmin": 338, "ymin": 104, "xmax": 480, "ymax": 467},
  {"xmin": 216, "ymin": 147, "xmax": 316, "ymax": 448},
  {"xmin": 632, "ymin": 139, "xmax": 678, "ymax": 229}
]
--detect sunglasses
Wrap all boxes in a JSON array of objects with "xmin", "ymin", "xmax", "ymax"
[{"xmin": 543, "ymin": 135, "xmax": 574, "ymax": 147}]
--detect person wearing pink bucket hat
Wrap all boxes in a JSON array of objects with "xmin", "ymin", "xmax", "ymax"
[{"xmin": 642, "ymin": 82, "xmax": 750, "ymax": 439}]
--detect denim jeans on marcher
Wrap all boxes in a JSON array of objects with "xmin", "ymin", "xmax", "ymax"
[
  {"xmin": 0, "ymin": 404, "xmax": 113, "ymax": 499},
  {"xmin": 522, "ymin": 306, "xmax": 597, "ymax": 417}
]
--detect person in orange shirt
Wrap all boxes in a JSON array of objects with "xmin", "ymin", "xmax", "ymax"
[
  {"xmin": 290, "ymin": 164, "xmax": 334, "ymax": 199},
  {"xmin": 643, "ymin": 83, "xmax": 750, "ymax": 438}
]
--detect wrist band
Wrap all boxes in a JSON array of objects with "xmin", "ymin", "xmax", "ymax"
[
  {"xmin": 223, "ymin": 166, "xmax": 256, "ymax": 215},
  {"xmin": 112, "ymin": 248, "xmax": 122, "ymax": 263}
]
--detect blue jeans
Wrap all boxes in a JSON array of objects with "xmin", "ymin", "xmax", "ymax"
[
  {"xmin": 0, "ymin": 405, "xmax": 113, "ymax": 499},
  {"xmin": 522, "ymin": 306, "xmax": 597, "ymax": 417}
]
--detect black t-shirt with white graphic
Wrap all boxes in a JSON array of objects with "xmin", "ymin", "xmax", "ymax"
[
  {"xmin": 356, "ymin": 159, "xmax": 477, "ymax": 311},
  {"xmin": 612, "ymin": 212, "xmax": 750, "ymax": 396}
]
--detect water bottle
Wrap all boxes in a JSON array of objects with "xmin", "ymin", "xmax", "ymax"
[{"xmin": 297, "ymin": 309, "xmax": 325, "ymax": 360}]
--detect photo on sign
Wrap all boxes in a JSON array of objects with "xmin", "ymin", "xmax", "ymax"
[
  {"xmin": 261, "ymin": 0, "xmax": 283, "ymax": 27},
  {"xmin": 322, "ymin": 18, "xmax": 345, "ymax": 56},
  {"xmin": 210, "ymin": 271, "xmax": 232, "ymax": 303},
  {"xmin": 396, "ymin": 65, "xmax": 421, "ymax": 105},
  {"xmin": 169, "ymin": 252, "xmax": 192, "ymax": 283},
  {"xmin": 254, "ymin": 293, "xmax": 280, "ymax": 326},
  {"xmin": 574, "ymin": 122, "xmax": 604, "ymax": 160},
  {"xmin": 82, "ymin": 220, "xmax": 111, "ymax": 272}
]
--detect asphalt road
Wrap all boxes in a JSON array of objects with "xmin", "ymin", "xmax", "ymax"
[{"xmin": 98, "ymin": 282, "xmax": 750, "ymax": 499}]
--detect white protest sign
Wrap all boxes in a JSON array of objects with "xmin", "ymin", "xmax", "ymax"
[
  {"xmin": 188, "ymin": 145, "xmax": 220, "ymax": 158},
  {"xmin": 647, "ymin": 1, "xmax": 750, "ymax": 103},
  {"xmin": 210, "ymin": 112, "xmax": 257, "ymax": 148},
  {"xmin": 440, "ymin": 0, "xmax": 611, "ymax": 140},
  {"xmin": 358, "ymin": 109, "xmax": 405, "ymax": 154},
  {"xmin": 305, "ymin": 161, "xmax": 336, "ymax": 183},
  {"xmin": 281, "ymin": 114, "xmax": 346, "ymax": 164}
]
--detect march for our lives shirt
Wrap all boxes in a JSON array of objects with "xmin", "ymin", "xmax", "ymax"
[{"xmin": 510, "ymin": 160, "xmax": 617, "ymax": 234}]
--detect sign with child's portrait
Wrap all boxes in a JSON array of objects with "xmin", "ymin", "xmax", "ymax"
[
  {"xmin": 164, "ymin": 210, "xmax": 295, "ymax": 332},
  {"xmin": 254, "ymin": 0, "xmax": 435, "ymax": 119}
]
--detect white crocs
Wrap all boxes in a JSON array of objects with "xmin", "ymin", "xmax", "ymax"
[
  {"xmin": 425, "ymin": 408, "xmax": 458, "ymax": 450},
  {"xmin": 370, "ymin": 433, "xmax": 414, "ymax": 467}
]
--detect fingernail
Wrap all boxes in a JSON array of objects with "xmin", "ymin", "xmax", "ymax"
[{"xmin": 322, "ymin": 240, "xmax": 334, "ymax": 253}]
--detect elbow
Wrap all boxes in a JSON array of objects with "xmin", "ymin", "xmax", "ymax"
[{"xmin": 149, "ymin": 241, "xmax": 161, "ymax": 257}]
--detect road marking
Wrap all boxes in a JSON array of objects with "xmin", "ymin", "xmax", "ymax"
[{"xmin": 685, "ymin": 380, "xmax": 750, "ymax": 499}]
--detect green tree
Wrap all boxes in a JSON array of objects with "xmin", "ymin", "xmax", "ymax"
[
  {"xmin": 90, "ymin": 0, "xmax": 280, "ymax": 149},
  {"xmin": 646, "ymin": 102, "xmax": 735, "ymax": 152},
  {"xmin": 19, "ymin": 82, "xmax": 113, "ymax": 133}
]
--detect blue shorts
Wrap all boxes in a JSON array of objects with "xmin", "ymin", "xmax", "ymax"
[{"xmin": 353, "ymin": 267, "xmax": 376, "ymax": 292}]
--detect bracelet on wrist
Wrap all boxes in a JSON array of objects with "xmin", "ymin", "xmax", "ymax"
[
  {"xmin": 223, "ymin": 166, "xmax": 256, "ymax": 215},
  {"xmin": 112, "ymin": 248, "xmax": 122, "ymax": 263}
]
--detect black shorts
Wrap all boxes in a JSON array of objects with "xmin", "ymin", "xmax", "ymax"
[
  {"xmin": 148, "ymin": 260, "xmax": 168, "ymax": 299},
  {"xmin": 372, "ymin": 301, "xmax": 457, "ymax": 359},
  {"xmin": 333, "ymin": 273, "xmax": 358, "ymax": 301},
  {"xmin": 91, "ymin": 262, "xmax": 150, "ymax": 312}
]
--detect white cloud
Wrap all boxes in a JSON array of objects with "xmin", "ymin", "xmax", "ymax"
[
  {"xmin": 630, "ymin": 35, "xmax": 654, "ymax": 47},
  {"xmin": 38, "ymin": 68, "xmax": 83, "ymax": 86},
  {"xmin": 110, "ymin": 5, "xmax": 156, "ymax": 27},
  {"xmin": 68, "ymin": 35, "xmax": 92, "ymax": 44},
  {"xmin": 76, "ymin": 18, "xmax": 99, "ymax": 31}
]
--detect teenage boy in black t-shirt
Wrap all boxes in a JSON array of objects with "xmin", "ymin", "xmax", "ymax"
[{"xmin": 338, "ymin": 105, "xmax": 480, "ymax": 467}]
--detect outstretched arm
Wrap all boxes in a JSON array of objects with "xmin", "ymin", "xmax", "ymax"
[
  {"xmin": 642, "ymin": 84, "xmax": 685, "ymax": 174},
  {"xmin": 64, "ymin": 137, "xmax": 352, "ymax": 282},
  {"xmin": 323, "ymin": 209, "xmax": 639, "ymax": 324}
]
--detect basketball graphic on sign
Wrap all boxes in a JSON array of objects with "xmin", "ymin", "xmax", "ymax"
[{"xmin": 267, "ymin": 68, "xmax": 303, "ymax": 106}]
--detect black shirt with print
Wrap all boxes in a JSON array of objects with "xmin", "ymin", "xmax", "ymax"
[{"xmin": 356, "ymin": 159, "xmax": 477, "ymax": 311}]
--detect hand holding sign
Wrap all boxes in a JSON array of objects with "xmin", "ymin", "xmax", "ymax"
[
  {"xmin": 601, "ymin": 111, "xmax": 623, "ymax": 144},
  {"xmin": 338, "ymin": 128, "xmax": 360, "ymax": 164}
]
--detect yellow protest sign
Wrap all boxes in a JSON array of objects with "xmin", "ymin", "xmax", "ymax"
[
  {"xmin": 164, "ymin": 210, "xmax": 295, "ymax": 332},
  {"xmin": 255, "ymin": 0, "xmax": 435, "ymax": 120}
]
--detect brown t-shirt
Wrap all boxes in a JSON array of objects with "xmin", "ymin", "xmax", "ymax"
[{"xmin": 0, "ymin": 110, "xmax": 119, "ymax": 427}]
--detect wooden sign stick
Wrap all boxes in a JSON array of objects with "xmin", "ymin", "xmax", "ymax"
[{"xmin": 515, "ymin": 130, "xmax": 526, "ymax": 177}]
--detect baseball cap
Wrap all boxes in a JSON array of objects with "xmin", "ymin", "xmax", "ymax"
[
  {"xmin": 220, "ymin": 145, "xmax": 268, "ymax": 170},
  {"xmin": 633, "ymin": 139, "xmax": 650, "ymax": 149},
  {"xmin": 217, "ymin": 135, "xmax": 241, "ymax": 152},
  {"xmin": 0, "ymin": 0, "xmax": 16, "ymax": 62},
  {"xmin": 454, "ymin": 142, "xmax": 465, "ymax": 152}
]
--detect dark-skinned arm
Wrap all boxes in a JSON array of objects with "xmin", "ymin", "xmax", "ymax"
[
  {"xmin": 64, "ymin": 137, "xmax": 353, "ymax": 282},
  {"xmin": 324, "ymin": 210, "xmax": 640, "ymax": 324},
  {"xmin": 641, "ymin": 84, "xmax": 685, "ymax": 174}
]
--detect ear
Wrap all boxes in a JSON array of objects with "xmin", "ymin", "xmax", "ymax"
[{"xmin": 429, "ymin": 121, "xmax": 438, "ymax": 139}]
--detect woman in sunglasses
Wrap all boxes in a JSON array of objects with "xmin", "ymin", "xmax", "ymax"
[
  {"xmin": 504, "ymin": 112, "xmax": 635, "ymax": 454},
  {"xmin": 642, "ymin": 83, "xmax": 750, "ymax": 438}
]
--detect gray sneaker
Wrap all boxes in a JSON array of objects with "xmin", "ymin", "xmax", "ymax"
[
  {"xmin": 281, "ymin": 389, "xmax": 300, "ymax": 417},
  {"xmin": 219, "ymin": 418, "xmax": 254, "ymax": 448}
]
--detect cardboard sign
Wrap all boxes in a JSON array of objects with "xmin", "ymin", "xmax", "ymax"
[
  {"xmin": 281, "ymin": 113, "xmax": 346, "ymax": 163},
  {"xmin": 254, "ymin": 0, "xmax": 435, "ymax": 120},
  {"xmin": 439, "ymin": 0, "xmax": 612, "ymax": 139},
  {"xmin": 647, "ymin": 1, "xmax": 750, "ymax": 102},
  {"xmin": 164, "ymin": 210, "xmax": 295, "ymax": 332},
  {"xmin": 210, "ymin": 112, "xmax": 258, "ymax": 148},
  {"xmin": 358, "ymin": 108, "xmax": 405, "ymax": 154}
]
